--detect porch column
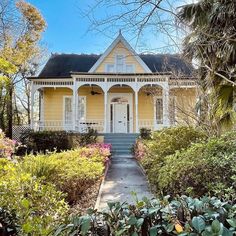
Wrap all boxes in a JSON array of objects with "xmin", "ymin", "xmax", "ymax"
[
  {"xmin": 39, "ymin": 89, "xmax": 44, "ymax": 130},
  {"xmin": 30, "ymin": 82, "xmax": 35, "ymax": 130},
  {"xmin": 163, "ymin": 86, "xmax": 170, "ymax": 126},
  {"xmin": 104, "ymin": 90, "xmax": 108, "ymax": 133},
  {"xmin": 135, "ymin": 90, "xmax": 139, "ymax": 133}
]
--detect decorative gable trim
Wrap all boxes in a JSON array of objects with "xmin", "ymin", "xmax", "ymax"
[{"xmin": 89, "ymin": 32, "xmax": 152, "ymax": 73}]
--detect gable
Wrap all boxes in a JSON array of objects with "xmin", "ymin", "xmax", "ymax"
[
  {"xmin": 94, "ymin": 41, "xmax": 146, "ymax": 73},
  {"xmin": 89, "ymin": 33, "xmax": 151, "ymax": 73}
]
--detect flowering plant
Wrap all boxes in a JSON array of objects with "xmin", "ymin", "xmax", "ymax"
[
  {"xmin": 133, "ymin": 139, "xmax": 146, "ymax": 161},
  {"xmin": 0, "ymin": 129, "xmax": 17, "ymax": 159},
  {"xmin": 87, "ymin": 143, "xmax": 112, "ymax": 157},
  {"xmin": 77, "ymin": 143, "xmax": 112, "ymax": 164}
]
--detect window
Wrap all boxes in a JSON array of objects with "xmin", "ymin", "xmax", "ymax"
[
  {"xmin": 78, "ymin": 96, "xmax": 86, "ymax": 121},
  {"xmin": 64, "ymin": 96, "xmax": 72, "ymax": 125},
  {"xmin": 111, "ymin": 97, "xmax": 128, "ymax": 103},
  {"xmin": 156, "ymin": 98, "xmax": 163, "ymax": 124},
  {"xmin": 116, "ymin": 55, "xmax": 124, "ymax": 72},
  {"xmin": 169, "ymin": 96, "xmax": 176, "ymax": 125},
  {"xmin": 126, "ymin": 64, "xmax": 134, "ymax": 73},
  {"xmin": 106, "ymin": 64, "xmax": 114, "ymax": 73}
]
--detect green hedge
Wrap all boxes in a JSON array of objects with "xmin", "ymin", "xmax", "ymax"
[
  {"xmin": 140, "ymin": 126, "xmax": 207, "ymax": 190},
  {"xmin": 137, "ymin": 126, "xmax": 236, "ymax": 200},
  {"xmin": 18, "ymin": 129, "xmax": 98, "ymax": 154},
  {"xmin": 157, "ymin": 132, "xmax": 236, "ymax": 200}
]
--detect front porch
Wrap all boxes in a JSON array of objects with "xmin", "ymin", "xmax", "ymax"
[{"xmin": 30, "ymin": 73, "xmax": 196, "ymax": 133}]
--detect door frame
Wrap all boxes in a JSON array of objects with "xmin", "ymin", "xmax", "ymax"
[{"xmin": 108, "ymin": 93, "xmax": 133, "ymax": 133}]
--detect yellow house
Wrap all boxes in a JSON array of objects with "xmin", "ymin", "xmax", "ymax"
[{"xmin": 29, "ymin": 32, "xmax": 197, "ymax": 134}]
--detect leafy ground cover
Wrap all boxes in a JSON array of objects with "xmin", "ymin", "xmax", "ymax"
[{"xmin": 54, "ymin": 195, "xmax": 236, "ymax": 235}]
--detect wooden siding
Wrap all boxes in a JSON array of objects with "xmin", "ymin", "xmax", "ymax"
[
  {"xmin": 95, "ymin": 41, "xmax": 146, "ymax": 73},
  {"xmin": 43, "ymin": 87, "xmax": 197, "ymax": 128}
]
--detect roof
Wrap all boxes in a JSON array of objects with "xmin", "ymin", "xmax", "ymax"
[{"xmin": 38, "ymin": 53, "xmax": 194, "ymax": 78}]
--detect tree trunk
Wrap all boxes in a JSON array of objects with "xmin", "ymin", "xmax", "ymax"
[{"xmin": 6, "ymin": 83, "xmax": 13, "ymax": 138}]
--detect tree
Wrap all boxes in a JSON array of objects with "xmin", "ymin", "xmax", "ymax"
[
  {"xmin": 0, "ymin": 0, "xmax": 46, "ymax": 137},
  {"xmin": 178, "ymin": 0, "xmax": 236, "ymax": 134}
]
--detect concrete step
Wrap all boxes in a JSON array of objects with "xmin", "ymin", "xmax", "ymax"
[
  {"xmin": 112, "ymin": 149, "xmax": 132, "ymax": 153},
  {"xmin": 104, "ymin": 139, "xmax": 135, "ymax": 144},
  {"xmin": 104, "ymin": 133, "xmax": 138, "ymax": 156},
  {"xmin": 111, "ymin": 143, "xmax": 134, "ymax": 147}
]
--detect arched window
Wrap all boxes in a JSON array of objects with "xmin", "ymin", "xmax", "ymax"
[
  {"xmin": 111, "ymin": 97, "xmax": 128, "ymax": 103},
  {"xmin": 156, "ymin": 98, "xmax": 163, "ymax": 124}
]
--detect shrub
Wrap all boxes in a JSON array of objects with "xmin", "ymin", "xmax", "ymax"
[
  {"xmin": 19, "ymin": 130, "xmax": 75, "ymax": 153},
  {"xmin": 47, "ymin": 150, "xmax": 105, "ymax": 204},
  {"xmin": 0, "ymin": 207, "xmax": 19, "ymax": 236},
  {"xmin": 79, "ymin": 128, "xmax": 98, "ymax": 146},
  {"xmin": 133, "ymin": 139, "xmax": 147, "ymax": 161},
  {"xmin": 19, "ymin": 146, "xmax": 109, "ymax": 204},
  {"xmin": 19, "ymin": 129, "xmax": 99, "ymax": 154},
  {"xmin": 0, "ymin": 129, "xmax": 17, "ymax": 159},
  {"xmin": 53, "ymin": 195, "xmax": 236, "ymax": 236},
  {"xmin": 0, "ymin": 160, "xmax": 69, "ymax": 235},
  {"xmin": 139, "ymin": 127, "xmax": 152, "ymax": 140},
  {"xmin": 157, "ymin": 132, "xmax": 236, "ymax": 200},
  {"xmin": 140, "ymin": 126, "xmax": 207, "ymax": 189}
]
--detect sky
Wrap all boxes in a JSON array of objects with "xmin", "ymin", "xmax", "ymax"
[{"xmin": 27, "ymin": 0, "xmax": 196, "ymax": 55}]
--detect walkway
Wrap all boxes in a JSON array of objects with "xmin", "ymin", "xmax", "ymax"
[{"xmin": 96, "ymin": 155, "xmax": 153, "ymax": 210}]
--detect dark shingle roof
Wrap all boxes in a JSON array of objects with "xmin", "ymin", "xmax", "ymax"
[
  {"xmin": 140, "ymin": 54, "xmax": 193, "ymax": 76},
  {"xmin": 39, "ymin": 54, "xmax": 100, "ymax": 77},
  {"xmin": 38, "ymin": 53, "xmax": 193, "ymax": 77}
]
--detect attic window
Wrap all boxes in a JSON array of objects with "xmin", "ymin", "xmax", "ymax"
[
  {"xmin": 116, "ymin": 55, "xmax": 125, "ymax": 72},
  {"xmin": 106, "ymin": 64, "xmax": 114, "ymax": 73},
  {"xmin": 126, "ymin": 64, "xmax": 134, "ymax": 73}
]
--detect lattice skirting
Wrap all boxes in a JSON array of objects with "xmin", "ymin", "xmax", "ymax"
[{"xmin": 12, "ymin": 125, "xmax": 31, "ymax": 142}]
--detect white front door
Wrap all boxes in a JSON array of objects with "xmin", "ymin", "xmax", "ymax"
[{"xmin": 114, "ymin": 103, "xmax": 127, "ymax": 133}]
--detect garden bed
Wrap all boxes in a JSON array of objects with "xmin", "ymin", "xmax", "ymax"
[
  {"xmin": 133, "ymin": 126, "xmax": 236, "ymax": 202},
  {"xmin": 0, "ymin": 129, "xmax": 112, "ymax": 235}
]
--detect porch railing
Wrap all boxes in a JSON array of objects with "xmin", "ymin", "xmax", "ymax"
[
  {"xmin": 75, "ymin": 119, "xmax": 104, "ymax": 133},
  {"xmin": 138, "ymin": 119, "xmax": 167, "ymax": 131},
  {"xmin": 33, "ymin": 119, "xmax": 104, "ymax": 133},
  {"xmin": 138, "ymin": 119, "xmax": 154, "ymax": 131}
]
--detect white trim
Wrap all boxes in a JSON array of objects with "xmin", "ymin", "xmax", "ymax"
[
  {"xmin": 108, "ymin": 93, "xmax": 133, "ymax": 133},
  {"xmin": 89, "ymin": 32, "xmax": 152, "ymax": 73}
]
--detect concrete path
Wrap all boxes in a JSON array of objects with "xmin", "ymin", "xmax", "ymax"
[{"xmin": 97, "ymin": 155, "xmax": 153, "ymax": 210}]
